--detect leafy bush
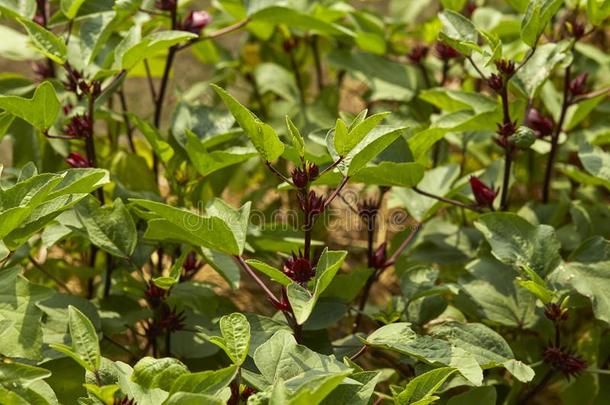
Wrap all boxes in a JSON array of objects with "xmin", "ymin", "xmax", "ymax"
[{"xmin": 0, "ymin": 0, "xmax": 609, "ymax": 404}]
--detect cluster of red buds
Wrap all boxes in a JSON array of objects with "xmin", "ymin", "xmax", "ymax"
[
  {"xmin": 291, "ymin": 162, "xmax": 319, "ymax": 189},
  {"xmin": 145, "ymin": 306, "xmax": 187, "ymax": 338},
  {"xmin": 435, "ymin": 42, "xmax": 460, "ymax": 61},
  {"xmin": 566, "ymin": 20, "xmax": 586, "ymax": 39},
  {"xmin": 544, "ymin": 302, "xmax": 569, "ymax": 322},
  {"xmin": 65, "ymin": 152, "xmax": 91, "ymax": 168},
  {"xmin": 144, "ymin": 282, "xmax": 168, "ymax": 309},
  {"xmin": 469, "ymin": 177, "xmax": 498, "ymax": 209},
  {"xmin": 33, "ymin": 0, "xmax": 46, "ymax": 26},
  {"xmin": 282, "ymin": 37, "xmax": 299, "ymax": 53},
  {"xmin": 181, "ymin": 11, "xmax": 211, "ymax": 34},
  {"xmin": 64, "ymin": 64, "xmax": 101, "ymax": 98},
  {"xmin": 181, "ymin": 251, "xmax": 203, "ymax": 280},
  {"xmin": 463, "ymin": 1, "xmax": 477, "ymax": 17},
  {"xmin": 496, "ymin": 59, "xmax": 516, "ymax": 77},
  {"xmin": 568, "ymin": 73, "xmax": 588, "ymax": 97},
  {"xmin": 228, "ymin": 384, "xmax": 256, "ymax": 405},
  {"xmin": 527, "ymin": 108, "xmax": 554, "ymax": 138},
  {"xmin": 155, "ymin": 0, "xmax": 176, "ymax": 11},
  {"xmin": 542, "ymin": 346, "xmax": 587, "ymax": 379},
  {"xmin": 488, "ymin": 59, "xmax": 515, "ymax": 93},
  {"xmin": 298, "ymin": 190, "xmax": 325, "ymax": 217},
  {"xmin": 358, "ymin": 198, "xmax": 379, "ymax": 224},
  {"xmin": 283, "ymin": 251, "xmax": 315, "ymax": 283},
  {"xmin": 64, "ymin": 114, "xmax": 93, "ymax": 139},
  {"xmin": 370, "ymin": 242, "xmax": 387, "ymax": 270},
  {"xmin": 272, "ymin": 287, "xmax": 292, "ymax": 312},
  {"xmin": 495, "ymin": 120, "xmax": 518, "ymax": 150},
  {"xmin": 113, "ymin": 397, "xmax": 135, "ymax": 405},
  {"xmin": 407, "ymin": 45, "xmax": 429, "ymax": 64}
]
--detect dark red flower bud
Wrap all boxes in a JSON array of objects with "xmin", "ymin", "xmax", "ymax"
[
  {"xmin": 181, "ymin": 11, "xmax": 211, "ymax": 34},
  {"xmin": 31, "ymin": 61, "xmax": 53, "ymax": 81},
  {"xmin": 568, "ymin": 73, "xmax": 588, "ymax": 96},
  {"xmin": 283, "ymin": 251, "xmax": 315, "ymax": 283},
  {"xmin": 463, "ymin": 2, "xmax": 477, "ymax": 17},
  {"xmin": 113, "ymin": 397, "xmax": 135, "ymax": 405},
  {"xmin": 65, "ymin": 152, "xmax": 91, "ymax": 168},
  {"xmin": 64, "ymin": 114, "xmax": 93, "ymax": 138},
  {"xmin": 543, "ymin": 346, "xmax": 587, "ymax": 379},
  {"xmin": 495, "ymin": 59, "xmax": 515, "ymax": 77},
  {"xmin": 358, "ymin": 198, "xmax": 378, "ymax": 223},
  {"xmin": 181, "ymin": 251, "xmax": 202, "ymax": 280},
  {"xmin": 435, "ymin": 42, "xmax": 460, "ymax": 60},
  {"xmin": 544, "ymin": 303, "xmax": 569, "ymax": 322},
  {"xmin": 91, "ymin": 80, "xmax": 102, "ymax": 97},
  {"xmin": 62, "ymin": 103, "xmax": 74, "ymax": 115},
  {"xmin": 63, "ymin": 64, "xmax": 83, "ymax": 93},
  {"xmin": 282, "ymin": 37, "xmax": 299, "ymax": 53},
  {"xmin": 566, "ymin": 20, "xmax": 586, "ymax": 39},
  {"xmin": 33, "ymin": 12, "xmax": 45, "ymax": 26},
  {"xmin": 527, "ymin": 108, "xmax": 554, "ymax": 137},
  {"xmin": 241, "ymin": 386, "xmax": 256, "ymax": 401},
  {"xmin": 158, "ymin": 306, "xmax": 187, "ymax": 332},
  {"xmin": 272, "ymin": 287, "xmax": 292, "ymax": 312},
  {"xmin": 291, "ymin": 167, "xmax": 309, "ymax": 188},
  {"xmin": 469, "ymin": 176, "xmax": 498, "ymax": 209},
  {"xmin": 307, "ymin": 162, "xmax": 319, "ymax": 181},
  {"xmin": 155, "ymin": 0, "xmax": 176, "ymax": 11},
  {"xmin": 370, "ymin": 242, "xmax": 387, "ymax": 270},
  {"xmin": 496, "ymin": 121, "xmax": 517, "ymax": 138},
  {"xmin": 487, "ymin": 73, "xmax": 504, "ymax": 92},
  {"xmin": 144, "ymin": 282, "xmax": 167, "ymax": 308},
  {"xmin": 407, "ymin": 45, "xmax": 429, "ymax": 64},
  {"xmin": 298, "ymin": 190, "xmax": 325, "ymax": 216}
]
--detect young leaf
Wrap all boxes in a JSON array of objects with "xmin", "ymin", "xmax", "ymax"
[
  {"xmin": 60, "ymin": 0, "xmax": 85, "ymax": 19},
  {"xmin": 169, "ymin": 365, "xmax": 238, "ymax": 396},
  {"xmin": 0, "ymin": 81, "xmax": 60, "ymax": 131},
  {"xmin": 51, "ymin": 306, "xmax": 100, "ymax": 372},
  {"xmin": 438, "ymin": 10, "xmax": 480, "ymax": 55},
  {"xmin": 208, "ymin": 313, "xmax": 251, "ymax": 365},
  {"xmin": 286, "ymin": 116, "xmax": 305, "ymax": 158},
  {"xmin": 212, "ymin": 84, "xmax": 285, "ymax": 162},
  {"xmin": 520, "ymin": 0, "xmax": 563, "ymax": 47},
  {"xmin": 394, "ymin": 367, "xmax": 457, "ymax": 404}
]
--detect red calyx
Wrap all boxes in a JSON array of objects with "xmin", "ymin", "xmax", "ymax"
[
  {"xmin": 181, "ymin": 11, "xmax": 211, "ymax": 34},
  {"xmin": 283, "ymin": 251, "xmax": 315, "ymax": 283},
  {"xmin": 435, "ymin": 42, "xmax": 460, "ymax": 60},
  {"xmin": 65, "ymin": 152, "xmax": 91, "ymax": 168},
  {"xmin": 569, "ymin": 73, "xmax": 588, "ymax": 97},
  {"xmin": 370, "ymin": 242, "xmax": 387, "ymax": 270},
  {"xmin": 527, "ymin": 108, "xmax": 554, "ymax": 137},
  {"xmin": 469, "ymin": 176, "xmax": 498, "ymax": 209},
  {"xmin": 407, "ymin": 45, "xmax": 429, "ymax": 64},
  {"xmin": 543, "ymin": 346, "xmax": 587, "ymax": 379}
]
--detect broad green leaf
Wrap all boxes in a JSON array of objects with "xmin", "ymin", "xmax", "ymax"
[
  {"xmin": 0, "ymin": 81, "xmax": 60, "ymax": 130},
  {"xmin": 579, "ymin": 142, "xmax": 610, "ymax": 183},
  {"xmin": 512, "ymin": 41, "xmax": 571, "ymax": 98},
  {"xmin": 364, "ymin": 323, "xmax": 483, "ymax": 385},
  {"xmin": 334, "ymin": 112, "xmax": 389, "ymax": 156},
  {"xmin": 165, "ymin": 393, "xmax": 225, "ymax": 405},
  {"xmin": 79, "ymin": 11, "xmax": 117, "ymax": 63},
  {"xmin": 47, "ymin": 168, "xmax": 109, "ymax": 198},
  {"xmin": 394, "ymin": 367, "xmax": 457, "ymax": 405},
  {"xmin": 475, "ymin": 212, "xmax": 561, "ymax": 276},
  {"xmin": 60, "ymin": 0, "xmax": 85, "ymax": 19},
  {"xmin": 419, "ymin": 89, "xmax": 497, "ymax": 114},
  {"xmin": 0, "ymin": 6, "xmax": 66, "ymax": 62},
  {"xmin": 0, "ymin": 362, "xmax": 51, "ymax": 385},
  {"xmin": 320, "ymin": 370, "xmax": 380, "ymax": 405},
  {"xmin": 521, "ymin": 0, "xmax": 563, "ymax": 47},
  {"xmin": 170, "ymin": 365, "xmax": 238, "ymax": 398},
  {"xmin": 0, "ymin": 25, "xmax": 40, "ymax": 61},
  {"xmin": 208, "ymin": 313, "xmax": 251, "ymax": 365},
  {"xmin": 184, "ymin": 130, "xmax": 256, "ymax": 176},
  {"xmin": 459, "ymin": 254, "xmax": 539, "ymax": 328},
  {"xmin": 115, "ymin": 30, "xmax": 197, "ymax": 70},
  {"xmin": 246, "ymin": 259, "xmax": 293, "ymax": 286},
  {"xmin": 429, "ymin": 322, "xmax": 534, "ymax": 382},
  {"xmin": 438, "ymin": 10, "xmax": 480, "ymax": 56},
  {"xmin": 250, "ymin": 6, "xmax": 354, "ymax": 37},
  {"xmin": 352, "ymin": 162, "xmax": 425, "ymax": 187},
  {"xmin": 0, "ymin": 0, "xmax": 36, "ymax": 18},
  {"xmin": 205, "ymin": 199, "xmax": 250, "ymax": 255},
  {"xmin": 0, "ymin": 267, "xmax": 52, "ymax": 359},
  {"xmin": 129, "ymin": 114, "xmax": 174, "ymax": 164},
  {"xmin": 75, "ymin": 197, "xmax": 137, "ymax": 258},
  {"xmin": 131, "ymin": 199, "xmax": 242, "ymax": 255},
  {"xmin": 447, "ymin": 387, "xmax": 496, "ymax": 405},
  {"xmin": 50, "ymin": 307, "xmax": 101, "ymax": 373},
  {"xmin": 212, "ymin": 84, "xmax": 284, "ymax": 161},
  {"xmin": 132, "ymin": 357, "xmax": 189, "ymax": 392},
  {"xmin": 287, "ymin": 249, "xmax": 347, "ymax": 324}
]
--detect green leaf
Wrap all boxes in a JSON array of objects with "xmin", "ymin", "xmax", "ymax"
[
  {"xmin": 60, "ymin": 0, "xmax": 85, "ymax": 19},
  {"xmin": 438, "ymin": 10, "xmax": 480, "ymax": 56},
  {"xmin": 79, "ymin": 11, "xmax": 117, "ymax": 64},
  {"xmin": 165, "ymin": 393, "xmax": 225, "ymax": 405},
  {"xmin": 587, "ymin": 0, "xmax": 610, "ymax": 25},
  {"xmin": 579, "ymin": 142, "xmax": 610, "ymax": 183},
  {"xmin": 250, "ymin": 6, "xmax": 353, "ymax": 37},
  {"xmin": 184, "ymin": 130, "xmax": 257, "ymax": 176},
  {"xmin": 75, "ymin": 197, "xmax": 137, "ymax": 258},
  {"xmin": 169, "ymin": 365, "xmax": 237, "ymax": 395},
  {"xmin": 115, "ymin": 30, "xmax": 197, "ymax": 70},
  {"xmin": 132, "ymin": 357, "xmax": 189, "ymax": 392},
  {"xmin": 0, "ymin": 81, "xmax": 60, "ymax": 130},
  {"xmin": 246, "ymin": 259, "xmax": 293, "ymax": 286},
  {"xmin": 364, "ymin": 323, "xmax": 483, "ymax": 385},
  {"xmin": 0, "ymin": 362, "xmax": 51, "ymax": 385},
  {"xmin": 287, "ymin": 249, "xmax": 347, "ymax": 324},
  {"xmin": 0, "ymin": 0, "xmax": 36, "ymax": 19},
  {"xmin": 394, "ymin": 367, "xmax": 456, "ymax": 405},
  {"xmin": 521, "ymin": 0, "xmax": 563, "ymax": 47},
  {"xmin": 320, "ymin": 370, "xmax": 381, "ymax": 405},
  {"xmin": 131, "ymin": 199, "xmax": 242, "ymax": 255},
  {"xmin": 334, "ymin": 112, "xmax": 389, "ymax": 156},
  {"xmin": 512, "ymin": 41, "xmax": 571, "ymax": 98},
  {"xmin": 129, "ymin": 113, "xmax": 174, "ymax": 164},
  {"xmin": 0, "ymin": 267, "xmax": 52, "ymax": 359},
  {"xmin": 212, "ymin": 84, "xmax": 285, "ymax": 161},
  {"xmin": 475, "ymin": 212, "xmax": 562, "ymax": 276},
  {"xmin": 51, "ymin": 306, "xmax": 100, "ymax": 372},
  {"xmin": 286, "ymin": 116, "xmax": 305, "ymax": 158},
  {"xmin": 208, "ymin": 313, "xmax": 251, "ymax": 365},
  {"xmin": 447, "ymin": 387, "xmax": 496, "ymax": 405},
  {"xmin": 352, "ymin": 162, "xmax": 425, "ymax": 187},
  {"xmin": 419, "ymin": 89, "xmax": 497, "ymax": 113},
  {"xmin": 0, "ymin": 5, "xmax": 67, "ymax": 63}
]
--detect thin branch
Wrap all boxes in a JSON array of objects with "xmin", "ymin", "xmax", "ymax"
[
  {"xmin": 384, "ymin": 223, "xmax": 421, "ymax": 268},
  {"xmin": 466, "ymin": 56, "xmax": 487, "ymax": 81},
  {"xmin": 349, "ymin": 345, "xmax": 368, "ymax": 361},
  {"xmin": 318, "ymin": 157, "xmax": 344, "ymax": 177},
  {"xmin": 265, "ymin": 161, "xmax": 292, "ymax": 184},
  {"xmin": 176, "ymin": 18, "xmax": 251, "ymax": 51},
  {"xmin": 513, "ymin": 46, "xmax": 537, "ymax": 75},
  {"xmin": 412, "ymin": 187, "xmax": 481, "ymax": 212},
  {"xmin": 28, "ymin": 256, "xmax": 72, "ymax": 293},
  {"xmin": 324, "ymin": 176, "xmax": 350, "ymax": 208},
  {"xmin": 571, "ymin": 86, "xmax": 610, "ymax": 104},
  {"xmin": 143, "ymin": 59, "xmax": 158, "ymax": 102},
  {"xmin": 234, "ymin": 255, "xmax": 281, "ymax": 308},
  {"xmin": 311, "ymin": 34, "xmax": 324, "ymax": 91},
  {"xmin": 117, "ymin": 89, "xmax": 136, "ymax": 153}
]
